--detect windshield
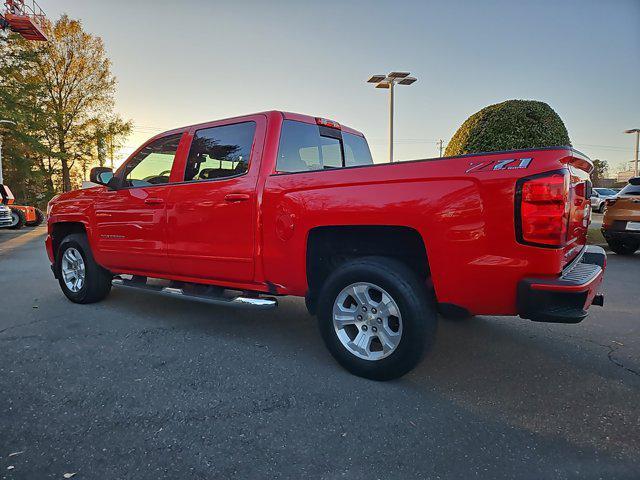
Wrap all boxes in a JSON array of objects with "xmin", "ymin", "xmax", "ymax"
[{"xmin": 619, "ymin": 183, "xmax": 640, "ymax": 196}]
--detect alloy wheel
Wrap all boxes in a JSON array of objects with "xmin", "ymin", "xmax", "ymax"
[{"xmin": 332, "ymin": 282, "xmax": 403, "ymax": 361}]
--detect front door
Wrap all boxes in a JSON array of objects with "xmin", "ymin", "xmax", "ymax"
[
  {"xmin": 94, "ymin": 133, "xmax": 184, "ymax": 274},
  {"xmin": 166, "ymin": 119, "xmax": 263, "ymax": 283}
]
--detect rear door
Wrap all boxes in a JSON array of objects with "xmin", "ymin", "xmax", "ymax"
[
  {"xmin": 165, "ymin": 116, "xmax": 265, "ymax": 283},
  {"xmin": 94, "ymin": 133, "xmax": 185, "ymax": 274}
]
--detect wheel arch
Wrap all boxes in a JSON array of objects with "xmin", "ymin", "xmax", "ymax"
[
  {"xmin": 305, "ymin": 225, "xmax": 431, "ymax": 312},
  {"xmin": 50, "ymin": 221, "xmax": 89, "ymax": 261}
]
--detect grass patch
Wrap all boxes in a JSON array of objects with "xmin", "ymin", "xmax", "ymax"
[{"xmin": 587, "ymin": 227, "xmax": 605, "ymax": 246}]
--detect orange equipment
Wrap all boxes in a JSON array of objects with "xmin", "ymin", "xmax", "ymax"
[
  {"xmin": 0, "ymin": 184, "xmax": 44, "ymax": 229},
  {"xmin": 0, "ymin": 0, "xmax": 48, "ymax": 41}
]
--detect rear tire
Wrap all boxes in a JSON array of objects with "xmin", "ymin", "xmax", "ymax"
[
  {"xmin": 26, "ymin": 208, "xmax": 45, "ymax": 226},
  {"xmin": 607, "ymin": 239, "xmax": 639, "ymax": 255},
  {"xmin": 317, "ymin": 256, "xmax": 437, "ymax": 381},
  {"xmin": 8, "ymin": 208, "xmax": 25, "ymax": 229},
  {"xmin": 56, "ymin": 233, "xmax": 112, "ymax": 303}
]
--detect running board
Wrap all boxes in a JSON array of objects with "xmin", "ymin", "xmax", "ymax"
[{"xmin": 111, "ymin": 277, "xmax": 277, "ymax": 309}]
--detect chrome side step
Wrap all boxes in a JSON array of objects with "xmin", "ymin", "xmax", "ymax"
[{"xmin": 111, "ymin": 276, "xmax": 277, "ymax": 309}]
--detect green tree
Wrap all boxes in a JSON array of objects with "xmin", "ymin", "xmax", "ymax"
[
  {"xmin": 31, "ymin": 15, "xmax": 129, "ymax": 191},
  {"xmin": 1, "ymin": 15, "xmax": 131, "ymax": 202},
  {"xmin": 590, "ymin": 159, "xmax": 609, "ymax": 186},
  {"xmin": 445, "ymin": 100, "xmax": 570, "ymax": 157},
  {"xmin": 0, "ymin": 33, "xmax": 53, "ymax": 203}
]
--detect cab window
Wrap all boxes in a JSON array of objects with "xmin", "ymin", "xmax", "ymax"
[
  {"xmin": 123, "ymin": 134, "xmax": 182, "ymax": 187},
  {"xmin": 277, "ymin": 120, "xmax": 372, "ymax": 173},
  {"xmin": 184, "ymin": 122, "xmax": 256, "ymax": 181},
  {"xmin": 344, "ymin": 133, "xmax": 374, "ymax": 167}
]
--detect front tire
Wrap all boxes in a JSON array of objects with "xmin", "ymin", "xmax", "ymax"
[
  {"xmin": 8, "ymin": 208, "xmax": 26, "ymax": 229},
  {"xmin": 317, "ymin": 256, "xmax": 437, "ymax": 381},
  {"xmin": 607, "ymin": 238, "xmax": 639, "ymax": 255},
  {"xmin": 56, "ymin": 233, "xmax": 113, "ymax": 303}
]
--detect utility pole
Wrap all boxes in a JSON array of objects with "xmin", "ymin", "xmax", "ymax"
[
  {"xmin": 0, "ymin": 120, "xmax": 17, "ymax": 185},
  {"xmin": 437, "ymin": 139, "xmax": 444, "ymax": 158},
  {"xmin": 624, "ymin": 129, "xmax": 640, "ymax": 177},
  {"xmin": 367, "ymin": 72, "xmax": 417, "ymax": 163}
]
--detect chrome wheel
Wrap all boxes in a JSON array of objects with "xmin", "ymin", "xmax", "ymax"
[
  {"xmin": 10, "ymin": 212, "xmax": 19, "ymax": 227},
  {"xmin": 332, "ymin": 282, "xmax": 403, "ymax": 361},
  {"xmin": 61, "ymin": 247, "xmax": 86, "ymax": 293}
]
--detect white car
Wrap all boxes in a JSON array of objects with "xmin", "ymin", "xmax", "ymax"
[
  {"xmin": 590, "ymin": 187, "xmax": 617, "ymax": 213},
  {"xmin": 0, "ymin": 204, "xmax": 13, "ymax": 227}
]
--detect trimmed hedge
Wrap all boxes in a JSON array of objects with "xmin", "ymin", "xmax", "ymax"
[{"xmin": 445, "ymin": 100, "xmax": 570, "ymax": 157}]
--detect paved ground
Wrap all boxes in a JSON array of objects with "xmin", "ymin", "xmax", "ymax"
[
  {"xmin": 591, "ymin": 212, "xmax": 603, "ymax": 229},
  {"xmin": 0, "ymin": 228, "xmax": 639, "ymax": 479}
]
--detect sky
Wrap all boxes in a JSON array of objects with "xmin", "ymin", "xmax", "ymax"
[{"xmin": 47, "ymin": 0, "xmax": 640, "ymax": 172}]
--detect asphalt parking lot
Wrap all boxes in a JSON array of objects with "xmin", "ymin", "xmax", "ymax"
[{"xmin": 0, "ymin": 228, "xmax": 639, "ymax": 479}]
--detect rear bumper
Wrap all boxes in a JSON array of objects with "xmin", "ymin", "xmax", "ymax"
[
  {"xmin": 517, "ymin": 245, "xmax": 606, "ymax": 323},
  {"xmin": 601, "ymin": 227, "xmax": 640, "ymax": 242}
]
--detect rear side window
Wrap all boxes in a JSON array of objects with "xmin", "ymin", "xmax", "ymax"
[
  {"xmin": 344, "ymin": 133, "xmax": 373, "ymax": 167},
  {"xmin": 185, "ymin": 122, "xmax": 256, "ymax": 182},
  {"xmin": 277, "ymin": 120, "xmax": 372, "ymax": 173}
]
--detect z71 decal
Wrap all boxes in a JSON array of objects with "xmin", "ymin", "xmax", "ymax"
[{"xmin": 465, "ymin": 157, "xmax": 532, "ymax": 173}]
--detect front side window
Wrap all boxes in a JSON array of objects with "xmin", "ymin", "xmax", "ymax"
[
  {"xmin": 123, "ymin": 134, "xmax": 183, "ymax": 187},
  {"xmin": 184, "ymin": 122, "xmax": 256, "ymax": 182}
]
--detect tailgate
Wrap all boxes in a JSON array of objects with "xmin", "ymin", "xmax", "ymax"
[{"xmin": 563, "ymin": 153, "xmax": 592, "ymax": 265}]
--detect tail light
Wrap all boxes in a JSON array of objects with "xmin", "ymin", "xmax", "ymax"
[{"xmin": 516, "ymin": 170, "xmax": 570, "ymax": 247}]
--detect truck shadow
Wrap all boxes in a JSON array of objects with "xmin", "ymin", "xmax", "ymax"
[{"xmin": 107, "ymin": 288, "xmax": 640, "ymax": 462}]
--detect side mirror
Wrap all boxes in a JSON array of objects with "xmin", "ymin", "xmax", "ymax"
[{"xmin": 90, "ymin": 167, "xmax": 114, "ymax": 186}]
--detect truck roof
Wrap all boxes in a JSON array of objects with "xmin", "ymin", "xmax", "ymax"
[{"xmin": 152, "ymin": 110, "xmax": 365, "ymax": 140}]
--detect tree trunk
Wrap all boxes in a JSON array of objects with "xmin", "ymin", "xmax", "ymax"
[{"xmin": 58, "ymin": 134, "xmax": 71, "ymax": 192}]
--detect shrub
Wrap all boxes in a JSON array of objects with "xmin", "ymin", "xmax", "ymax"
[{"xmin": 445, "ymin": 100, "xmax": 570, "ymax": 157}]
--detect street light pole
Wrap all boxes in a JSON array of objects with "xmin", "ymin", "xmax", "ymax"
[
  {"xmin": 389, "ymin": 81, "xmax": 394, "ymax": 164},
  {"xmin": 625, "ymin": 129, "xmax": 640, "ymax": 177},
  {"xmin": 0, "ymin": 120, "xmax": 17, "ymax": 185},
  {"xmin": 367, "ymin": 72, "xmax": 417, "ymax": 163}
]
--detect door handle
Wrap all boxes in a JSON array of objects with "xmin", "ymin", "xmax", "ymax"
[
  {"xmin": 144, "ymin": 198, "xmax": 164, "ymax": 205},
  {"xmin": 224, "ymin": 193, "xmax": 250, "ymax": 203}
]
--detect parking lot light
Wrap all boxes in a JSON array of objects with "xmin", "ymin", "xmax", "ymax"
[
  {"xmin": 367, "ymin": 72, "xmax": 418, "ymax": 163},
  {"xmin": 624, "ymin": 128, "xmax": 640, "ymax": 177}
]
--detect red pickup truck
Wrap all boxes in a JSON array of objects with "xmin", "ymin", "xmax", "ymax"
[{"xmin": 46, "ymin": 111, "xmax": 606, "ymax": 380}]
